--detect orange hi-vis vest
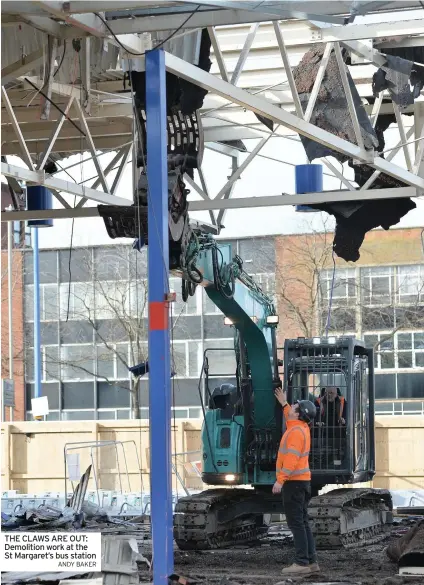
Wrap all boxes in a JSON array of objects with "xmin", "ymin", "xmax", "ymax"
[
  {"xmin": 276, "ymin": 413, "xmax": 311, "ymax": 484},
  {"xmin": 316, "ymin": 396, "xmax": 345, "ymax": 421}
]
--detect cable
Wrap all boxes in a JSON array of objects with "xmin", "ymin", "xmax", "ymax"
[
  {"xmin": 94, "ymin": 6, "xmax": 201, "ymax": 56},
  {"xmin": 65, "ymin": 197, "xmax": 76, "ymax": 322},
  {"xmin": 24, "ymin": 77, "xmax": 86, "ymax": 137},
  {"xmin": 324, "ymin": 250, "xmax": 336, "ymax": 337},
  {"xmin": 53, "ymin": 40, "xmax": 67, "ymax": 78}
]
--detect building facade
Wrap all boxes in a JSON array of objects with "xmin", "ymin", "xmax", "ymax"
[
  {"xmin": 1, "ymin": 183, "xmax": 29, "ymax": 421},
  {"xmin": 22, "ymin": 236, "xmax": 276, "ymax": 421},
  {"xmin": 275, "ymin": 227, "xmax": 424, "ymax": 416},
  {"xmin": 3, "ymin": 225, "xmax": 423, "ymax": 421}
]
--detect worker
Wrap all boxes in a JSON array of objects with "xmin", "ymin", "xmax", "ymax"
[
  {"xmin": 273, "ymin": 388, "xmax": 319, "ymax": 576},
  {"xmin": 315, "ymin": 387, "xmax": 346, "ymax": 427}
]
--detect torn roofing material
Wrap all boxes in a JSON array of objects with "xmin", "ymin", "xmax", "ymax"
[
  {"xmin": 292, "ymin": 44, "xmax": 417, "ymax": 262},
  {"xmin": 293, "ymin": 44, "xmax": 379, "ymax": 161},
  {"xmin": 373, "ymin": 47, "xmax": 424, "ymax": 111}
]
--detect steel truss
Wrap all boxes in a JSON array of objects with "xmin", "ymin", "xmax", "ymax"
[{"xmin": 1, "ymin": 2, "xmax": 423, "ymax": 223}]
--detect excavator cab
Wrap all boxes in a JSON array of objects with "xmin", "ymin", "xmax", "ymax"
[{"xmin": 284, "ymin": 336, "xmax": 376, "ymax": 490}]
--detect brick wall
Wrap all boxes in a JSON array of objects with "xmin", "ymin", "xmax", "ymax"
[
  {"xmin": 275, "ymin": 227, "xmax": 424, "ymax": 342},
  {"xmin": 1, "ymin": 250, "xmax": 25, "ymax": 420}
]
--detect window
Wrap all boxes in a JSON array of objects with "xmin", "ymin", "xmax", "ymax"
[
  {"xmin": 24, "ymin": 346, "xmax": 61, "ymax": 382},
  {"xmin": 44, "ymin": 346, "xmax": 60, "ymax": 381},
  {"xmin": 94, "ymin": 247, "xmax": 129, "ymax": 281},
  {"xmin": 61, "ymin": 344, "xmax": 95, "ymax": 380},
  {"xmin": 361, "ymin": 267, "xmax": 394, "ymax": 306},
  {"xmin": 204, "ymin": 339, "xmax": 236, "ymax": 376},
  {"xmin": 96, "ymin": 343, "xmax": 129, "ymax": 380},
  {"xmin": 59, "ymin": 249, "xmax": 92, "ymax": 283},
  {"xmin": 13, "ymin": 221, "xmax": 21, "ymax": 246},
  {"xmin": 60, "ymin": 282, "xmax": 94, "ymax": 321},
  {"xmin": 364, "ymin": 331, "xmax": 424, "ymax": 370},
  {"xmin": 321, "ymin": 268, "xmax": 356, "ymax": 306},
  {"xmin": 94, "ymin": 280, "xmax": 130, "ymax": 320},
  {"xmin": 397, "ymin": 265, "xmax": 424, "ymax": 304},
  {"xmin": 250, "ymin": 273, "xmax": 276, "ymax": 297},
  {"xmin": 25, "ymin": 284, "xmax": 60, "ymax": 321},
  {"xmin": 129, "ymin": 280, "xmax": 148, "ymax": 318},
  {"xmin": 171, "ymin": 340, "xmax": 200, "ymax": 377}
]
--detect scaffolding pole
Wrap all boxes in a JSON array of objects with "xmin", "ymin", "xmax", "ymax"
[{"xmin": 146, "ymin": 49, "xmax": 173, "ymax": 584}]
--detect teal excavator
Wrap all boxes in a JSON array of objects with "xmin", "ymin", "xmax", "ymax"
[{"xmin": 97, "ymin": 92, "xmax": 392, "ymax": 553}]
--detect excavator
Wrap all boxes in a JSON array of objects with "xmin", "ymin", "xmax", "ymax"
[{"xmin": 96, "ymin": 76, "xmax": 393, "ymax": 552}]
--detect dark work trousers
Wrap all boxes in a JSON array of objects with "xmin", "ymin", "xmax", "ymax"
[{"xmin": 282, "ymin": 480, "xmax": 316, "ymax": 566}]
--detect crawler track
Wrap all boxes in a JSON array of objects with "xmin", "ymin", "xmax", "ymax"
[
  {"xmin": 309, "ymin": 488, "xmax": 393, "ymax": 548},
  {"xmin": 174, "ymin": 489, "xmax": 269, "ymax": 550},
  {"xmin": 174, "ymin": 487, "xmax": 393, "ymax": 551}
]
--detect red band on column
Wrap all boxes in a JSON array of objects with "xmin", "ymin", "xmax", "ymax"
[{"xmin": 149, "ymin": 301, "xmax": 169, "ymax": 331}]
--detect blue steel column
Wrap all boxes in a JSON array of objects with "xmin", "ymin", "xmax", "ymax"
[
  {"xmin": 33, "ymin": 227, "xmax": 42, "ymax": 400},
  {"xmin": 146, "ymin": 49, "xmax": 173, "ymax": 583}
]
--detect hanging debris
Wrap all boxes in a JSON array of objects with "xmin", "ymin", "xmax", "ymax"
[{"xmin": 292, "ymin": 44, "xmax": 417, "ymax": 262}]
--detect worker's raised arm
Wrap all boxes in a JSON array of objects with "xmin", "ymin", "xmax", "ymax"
[{"xmin": 275, "ymin": 387, "xmax": 290, "ymax": 421}]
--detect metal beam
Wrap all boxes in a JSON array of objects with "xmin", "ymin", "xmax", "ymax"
[
  {"xmin": 74, "ymin": 99, "xmax": 110, "ymax": 193},
  {"xmin": 183, "ymin": 174, "xmax": 209, "ymax": 200},
  {"xmin": 2, "ymin": 187, "xmax": 417, "ymax": 222},
  {"xmin": 377, "ymin": 37, "xmax": 424, "ymax": 49},
  {"xmin": 360, "ymin": 126, "xmax": 414, "ymax": 190},
  {"xmin": 41, "ymin": 37, "xmax": 58, "ymax": 120},
  {"xmin": 20, "ymin": 15, "xmax": 63, "ymax": 37},
  {"xmin": 1, "ymin": 135, "xmax": 134, "ymax": 156},
  {"xmin": 1, "ymin": 119, "xmax": 133, "ymax": 144},
  {"xmin": 370, "ymin": 92, "xmax": 384, "ymax": 128},
  {"xmin": 206, "ymin": 142, "xmax": 242, "ymax": 158},
  {"xmin": 35, "ymin": 2, "xmax": 144, "ymax": 53},
  {"xmin": 280, "ymin": 18, "xmax": 424, "ymax": 46},
  {"xmin": 146, "ymin": 48, "xmax": 173, "ymax": 585},
  {"xmin": 304, "ymin": 42, "xmax": 334, "ymax": 123},
  {"xmin": 164, "ymin": 52, "xmax": 424, "ymax": 190},
  {"xmin": 231, "ymin": 23, "xmax": 259, "ymax": 86},
  {"xmin": 188, "ymin": 1, "xmax": 346, "ymax": 24},
  {"xmin": 1, "ymin": 87, "xmax": 35, "ymax": 171},
  {"xmin": 321, "ymin": 159, "xmax": 356, "ymax": 191},
  {"xmin": 217, "ymin": 155, "xmax": 238, "ymax": 228},
  {"xmin": 273, "ymin": 21, "xmax": 303, "ymax": 118},
  {"xmin": 1, "ymin": 162, "xmax": 130, "ymax": 206},
  {"xmin": 111, "ymin": 144, "xmax": 132, "ymax": 195},
  {"xmin": 110, "ymin": 11, "xmax": 424, "ymax": 40},
  {"xmin": 81, "ymin": 37, "xmax": 91, "ymax": 115},
  {"xmin": 197, "ymin": 167, "xmax": 217, "ymax": 226},
  {"xmin": 413, "ymin": 106, "xmax": 424, "ymax": 177},
  {"xmin": 334, "ymin": 42, "xmax": 365, "ymax": 151},
  {"xmin": 207, "ymin": 27, "xmax": 229, "ymax": 82},
  {"xmin": 36, "ymin": 95, "xmax": 75, "ymax": 170},
  {"xmin": 214, "ymin": 134, "xmax": 272, "ymax": 200},
  {"xmin": 76, "ymin": 145, "xmax": 130, "ymax": 207},
  {"xmin": 392, "ymin": 102, "xmax": 413, "ymax": 172},
  {"xmin": 107, "ymin": 9, "xmax": 307, "ymax": 34},
  {"xmin": 1, "ymin": 47, "xmax": 46, "ymax": 86}
]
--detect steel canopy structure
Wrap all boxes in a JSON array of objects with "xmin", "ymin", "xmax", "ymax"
[{"xmin": 1, "ymin": 0, "xmax": 424, "ymax": 224}]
